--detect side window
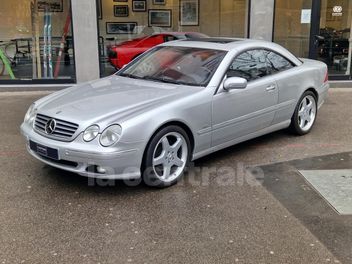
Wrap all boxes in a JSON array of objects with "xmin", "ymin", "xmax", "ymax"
[
  {"xmin": 265, "ymin": 51, "xmax": 294, "ymax": 73},
  {"xmin": 227, "ymin": 50, "xmax": 269, "ymax": 82}
]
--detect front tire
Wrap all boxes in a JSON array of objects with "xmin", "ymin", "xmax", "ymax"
[
  {"xmin": 290, "ymin": 91, "xmax": 318, "ymax": 135},
  {"xmin": 142, "ymin": 126, "xmax": 191, "ymax": 188}
]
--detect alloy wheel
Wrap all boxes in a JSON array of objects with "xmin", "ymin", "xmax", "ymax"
[
  {"xmin": 298, "ymin": 95, "xmax": 317, "ymax": 132},
  {"xmin": 152, "ymin": 132, "xmax": 188, "ymax": 183}
]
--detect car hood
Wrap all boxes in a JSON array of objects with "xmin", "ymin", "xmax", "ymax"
[{"xmin": 36, "ymin": 76, "xmax": 200, "ymax": 126}]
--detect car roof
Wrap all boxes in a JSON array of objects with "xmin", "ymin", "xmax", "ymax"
[
  {"xmin": 161, "ymin": 37, "xmax": 267, "ymax": 50},
  {"xmin": 160, "ymin": 37, "xmax": 302, "ymax": 66}
]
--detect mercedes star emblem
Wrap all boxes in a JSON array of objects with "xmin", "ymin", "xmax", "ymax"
[{"xmin": 45, "ymin": 119, "xmax": 57, "ymax": 135}]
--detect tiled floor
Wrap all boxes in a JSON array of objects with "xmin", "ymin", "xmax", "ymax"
[{"xmin": 300, "ymin": 170, "xmax": 352, "ymax": 215}]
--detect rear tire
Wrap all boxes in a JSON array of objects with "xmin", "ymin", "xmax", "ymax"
[
  {"xmin": 290, "ymin": 91, "xmax": 318, "ymax": 135},
  {"xmin": 142, "ymin": 126, "xmax": 191, "ymax": 188}
]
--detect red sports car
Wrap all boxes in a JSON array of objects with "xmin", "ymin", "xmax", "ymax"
[{"xmin": 107, "ymin": 32, "xmax": 208, "ymax": 69}]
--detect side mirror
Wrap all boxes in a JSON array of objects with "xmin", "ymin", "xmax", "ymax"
[{"xmin": 223, "ymin": 77, "xmax": 248, "ymax": 91}]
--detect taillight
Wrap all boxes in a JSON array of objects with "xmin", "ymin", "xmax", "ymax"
[{"xmin": 324, "ymin": 71, "xmax": 329, "ymax": 83}]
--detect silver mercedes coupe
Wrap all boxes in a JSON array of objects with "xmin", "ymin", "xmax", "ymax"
[{"xmin": 21, "ymin": 38, "xmax": 329, "ymax": 187}]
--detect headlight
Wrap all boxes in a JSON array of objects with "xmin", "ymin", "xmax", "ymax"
[
  {"xmin": 24, "ymin": 104, "xmax": 36, "ymax": 125},
  {"xmin": 83, "ymin": 125, "xmax": 100, "ymax": 142},
  {"xmin": 100, "ymin": 125, "xmax": 122, "ymax": 147}
]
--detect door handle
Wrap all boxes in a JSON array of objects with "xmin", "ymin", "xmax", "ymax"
[{"xmin": 266, "ymin": 85, "xmax": 276, "ymax": 92}]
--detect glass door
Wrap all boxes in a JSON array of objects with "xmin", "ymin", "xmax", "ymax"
[{"xmin": 314, "ymin": 0, "xmax": 352, "ymax": 79}]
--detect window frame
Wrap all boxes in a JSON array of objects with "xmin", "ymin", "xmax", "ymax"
[
  {"xmin": 227, "ymin": 49, "xmax": 270, "ymax": 82},
  {"xmin": 227, "ymin": 48, "xmax": 296, "ymax": 82},
  {"xmin": 264, "ymin": 50, "xmax": 296, "ymax": 74},
  {"xmin": 216, "ymin": 47, "xmax": 298, "ymax": 94}
]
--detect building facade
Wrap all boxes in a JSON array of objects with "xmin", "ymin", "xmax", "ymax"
[{"xmin": 0, "ymin": 0, "xmax": 351, "ymax": 86}]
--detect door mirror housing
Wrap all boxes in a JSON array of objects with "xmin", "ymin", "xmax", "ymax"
[{"xmin": 223, "ymin": 77, "xmax": 248, "ymax": 91}]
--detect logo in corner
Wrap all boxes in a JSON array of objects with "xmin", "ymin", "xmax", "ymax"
[
  {"xmin": 45, "ymin": 119, "xmax": 57, "ymax": 135},
  {"xmin": 333, "ymin": 5, "xmax": 342, "ymax": 13}
]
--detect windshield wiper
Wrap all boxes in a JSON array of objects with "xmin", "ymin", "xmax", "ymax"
[
  {"xmin": 119, "ymin": 73, "xmax": 142, "ymax": 79},
  {"xmin": 139, "ymin": 76, "xmax": 178, "ymax": 84},
  {"xmin": 121, "ymin": 74, "xmax": 203, "ymax": 87},
  {"xmin": 141, "ymin": 76, "xmax": 201, "ymax": 86}
]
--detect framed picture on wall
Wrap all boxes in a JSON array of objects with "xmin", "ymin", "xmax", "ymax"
[
  {"xmin": 132, "ymin": 0, "xmax": 146, "ymax": 12},
  {"xmin": 148, "ymin": 9, "xmax": 172, "ymax": 27},
  {"xmin": 97, "ymin": 0, "xmax": 102, "ymax": 19},
  {"xmin": 106, "ymin": 22, "xmax": 137, "ymax": 34},
  {"xmin": 37, "ymin": 0, "xmax": 63, "ymax": 12},
  {"xmin": 153, "ymin": 0, "xmax": 166, "ymax": 5},
  {"xmin": 179, "ymin": 0, "xmax": 199, "ymax": 26},
  {"xmin": 114, "ymin": 5, "xmax": 129, "ymax": 17}
]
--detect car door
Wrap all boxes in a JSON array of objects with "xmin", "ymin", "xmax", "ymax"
[
  {"xmin": 212, "ymin": 49, "xmax": 279, "ymax": 147},
  {"xmin": 264, "ymin": 50, "xmax": 299, "ymax": 125}
]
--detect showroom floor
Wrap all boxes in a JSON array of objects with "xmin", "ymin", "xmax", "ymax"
[{"xmin": 0, "ymin": 89, "xmax": 351, "ymax": 263}]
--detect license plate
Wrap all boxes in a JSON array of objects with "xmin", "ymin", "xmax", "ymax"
[{"xmin": 29, "ymin": 140, "xmax": 59, "ymax": 160}]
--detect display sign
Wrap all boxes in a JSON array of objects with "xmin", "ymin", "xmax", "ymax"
[
  {"xmin": 301, "ymin": 9, "xmax": 311, "ymax": 24},
  {"xmin": 332, "ymin": 6, "xmax": 343, "ymax": 16}
]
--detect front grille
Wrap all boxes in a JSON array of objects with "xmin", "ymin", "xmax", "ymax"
[{"xmin": 34, "ymin": 114, "xmax": 79, "ymax": 140}]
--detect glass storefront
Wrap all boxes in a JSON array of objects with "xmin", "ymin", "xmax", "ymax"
[
  {"xmin": 274, "ymin": 0, "xmax": 313, "ymax": 58},
  {"xmin": 0, "ymin": 0, "xmax": 75, "ymax": 83},
  {"xmin": 318, "ymin": 0, "xmax": 352, "ymax": 77},
  {"xmin": 97, "ymin": 0, "xmax": 249, "ymax": 77},
  {"xmin": 274, "ymin": 0, "xmax": 352, "ymax": 79},
  {"xmin": 2, "ymin": 0, "xmax": 351, "ymax": 84}
]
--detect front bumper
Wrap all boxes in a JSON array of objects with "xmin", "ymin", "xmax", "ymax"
[{"xmin": 21, "ymin": 123, "xmax": 144, "ymax": 180}]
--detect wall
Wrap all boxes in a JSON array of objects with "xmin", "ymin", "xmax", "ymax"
[
  {"xmin": 71, "ymin": 0, "xmax": 100, "ymax": 82},
  {"xmin": 249, "ymin": 0, "xmax": 275, "ymax": 41},
  {"xmin": 98, "ymin": 0, "xmax": 248, "ymax": 42}
]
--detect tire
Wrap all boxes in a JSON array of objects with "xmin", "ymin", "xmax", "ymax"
[
  {"xmin": 142, "ymin": 125, "xmax": 191, "ymax": 188},
  {"xmin": 290, "ymin": 91, "xmax": 318, "ymax": 135}
]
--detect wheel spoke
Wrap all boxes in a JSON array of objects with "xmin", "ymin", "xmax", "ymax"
[
  {"xmin": 299, "ymin": 117, "xmax": 305, "ymax": 128},
  {"xmin": 173, "ymin": 157, "xmax": 184, "ymax": 167},
  {"xmin": 153, "ymin": 151, "xmax": 166, "ymax": 166},
  {"xmin": 306, "ymin": 100, "xmax": 313, "ymax": 110},
  {"xmin": 161, "ymin": 137, "xmax": 170, "ymax": 151},
  {"xmin": 298, "ymin": 110, "xmax": 304, "ymax": 118},
  {"xmin": 307, "ymin": 114, "xmax": 312, "ymax": 123},
  {"xmin": 171, "ymin": 137, "xmax": 183, "ymax": 152},
  {"xmin": 163, "ymin": 166, "xmax": 171, "ymax": 179}
]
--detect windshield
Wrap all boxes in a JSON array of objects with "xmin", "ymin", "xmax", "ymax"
[{"xmin": 118, "ymin": 46, "xmax": 227, "ymax": 86}]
